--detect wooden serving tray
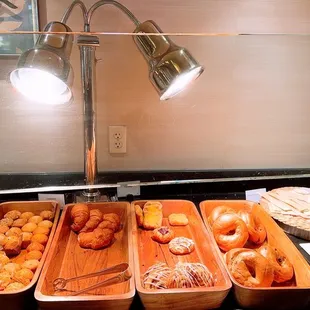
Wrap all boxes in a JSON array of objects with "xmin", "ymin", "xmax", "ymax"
[
  {"xmin": 0, "ymin": 201, "xmax": 60, "ymax": 310},
  {"xmin": 35, "ymin": 202, "xmax": 135, "ymax": 310},
  {"xmin": 132, "ymin": 200, "xmax": 231, "ymax": 310},
  {"xmin": 200, "ymin": 200, "xmax": 310, "ymax": 310}
]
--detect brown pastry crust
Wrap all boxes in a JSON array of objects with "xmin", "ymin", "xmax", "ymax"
[
  {"xmin": 4, "ymin": 210, "xmax": 21, "ymax": 220},
  {"xmin": 142, "ymin": 202, "xmax": 163, "ymax": 230},
  {"xmin": 26, "ymin": 250, "xmax": 43, "ymax": 261},
  {"xmin": 0, "ymin": 233, "xmax": 8, "ymax": 247},
  {"xmin": 21, "ymin": 223, "xmax": 37, "ymax": 233},
  {"xmin": 0, "ymin": 218, "xmax": 13, "ymax": 227},
  {"xmin": 33, "ymin": 227, "xmax": 50, "ymax": 236},
  {"xmin": 12, "ymin": 219, "xmax": 27, "ymax": 228},
  {"xmin": 31, "ymin": 234, "xmax": 48, "ymax": 246},
  {"xmin": 98, "ymin": 220, "xmax": 118, "ymax": 232},
  {"xmin": 0, "ymin": 225, "xmax": 9, "ymax": 234},
  {"xmin": 40, "ymin": 210, "xmax": 54, "ymax": 221},
  {"xmin": 38, "ymin": 220, "xmax": 53, "ymax": 229},
  {"xmin": 169, "ymin": 237, "xmax": 195, "ymax": 255},
  {"xmin": 103, "ymin": 213, "xmax": 121, "ymax": 232},
  {"xmin": 4, "ymin": 235, "xmax": 22, "ymax": 256},
  {"xmin": 80, "ymin": 209, "xmax": 103, "ymax": 232},
  {"xmin": 78, "ymin": 228, "xmax": 114, "ymax": 250},
  {"xmin": 151, "ymin": 226, "xmax": 175, "ymax": 244},
  {"xmin": 70, "ymin": 204, "xmax": 90, "ymax": 232},
  {"xmin": 6, "ymin": 227, "xmax": 22, "ymax": 237},
  {"xmin": 20, "ymin": 212, "xmax": 34, "ymax": 221},
  {"xmin": 21, "ymin": 232, "xmax": 33, "ymax": 249},
  {"xmin": 134, "ymin": 205, "xmax": 144, "ymax": 227},
  {"xmin": 168, "ymin": 214, "xmax": 189, "ymax": 226},
  {"xmin": 28, "ymin": 216, "xmax": 43, "ymax": 224},
  {"xmin": 13, "ymin": 268, "xmax": 34, "ymax": 285}
]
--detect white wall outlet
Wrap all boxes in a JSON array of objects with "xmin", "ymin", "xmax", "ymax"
[{"xmin": 109, "ymin": 126, "xmax": 127, "ymax": 154}]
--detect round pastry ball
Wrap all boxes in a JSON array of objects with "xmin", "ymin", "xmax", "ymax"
[
  {"xmin": 20, "ymin": 212, "xmax": 34, "ymax": 221},
  {"xmin": 40, "ymin": 211, "xmax": 54, "ymax": 221},
  {"xmin": 4, "ymin": 210, "xmax": 21, "ymax": 220},
  {"xmin": 0, "ymin": 218, "xmax": 13, "ymax": 227},
  {"xmin": 21, "ymin": 223, "xmax": 37, "ymax": 233},
  {"xmin": 26, "ymin": 242, "xmax": 45, "ymax": 253},
  {"xmin": 21, "ymin": 232, "xmax": 33, "ymax": 249},
  {"xmin": 22, "ymin": 259, "xmax": 40, "ymax": 271},
  {"xmin": 33, "ymin": 227, "xmax": 49, "ymax": 236},
  {"xmin": 28, "ymin": 216, "xmax": 43, "ymax": 225},
  {"xmin": 12, "ymin": 219, "xmax": 27, "ymax": 228},
  {"xmin": 26, "ymin": 250, "xmax": 42, "ymax": 261},
  {"xmin": 31, "ymin": 234, "xmax": 48, "ymax": 246},
  {"xmin": 38, "ymin": 220, "xmax": 53, "ymax": 229},
  {"xmin": 3, "ymin": 263, "xmax": 21, "ymax": 275},
  {"xmin": 0, "ymin": 225, "xmax": 9, "ymax": 234},
  {"xmin": 5, "ymin": 282, "xmax": 24, "ymax": 291},
  {"xmin": 6, "ymin": 227, "xmax": 22, "ymax": 237}
]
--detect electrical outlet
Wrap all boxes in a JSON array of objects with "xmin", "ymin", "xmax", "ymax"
[{"xmin": 109, "ymin": 126, "xmax": 127, "ymax": 154}]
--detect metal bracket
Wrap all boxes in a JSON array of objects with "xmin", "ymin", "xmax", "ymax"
[{"xmin": 77, "ymin": 35, "xmax": 100, "ymax": 47}]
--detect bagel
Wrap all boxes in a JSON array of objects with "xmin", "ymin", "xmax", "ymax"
[{"xmin": 208, "ymin": 206, "xmax": 236, "ymax": 227}]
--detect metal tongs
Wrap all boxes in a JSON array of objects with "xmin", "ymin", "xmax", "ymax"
[
  {"xmin": 53, "ymin": 263, "xmax": 131, "ymax": 296},
  {"xmin": 0, "ymin": 0, "xmax": 18, "ymax": 9}
]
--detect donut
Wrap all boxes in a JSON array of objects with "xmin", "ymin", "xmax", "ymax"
[
  {"xmin": 257, "ymin": 244, "xmax": 294, "ymax": 283},
  {"xmin": 227, "ymin": 249, "xmax": 274, "ymax": 287},
  {"xmin": 212, "ymin": 213, "xmax": 249, "ymax": 252},
  {"xmin": 208, "ymin": 206, "xmax": 236, "ymax": 227},
  {"xmin": 169, "ymin": 237, "xmax": 195, "ymax": 255},
  {"xmin": 151, "ymin": 226, "xmax": 174, "ymax": 244},
  {"xmin": 238, "ymin": 211, "xmax": 266, "ymax": 244}
]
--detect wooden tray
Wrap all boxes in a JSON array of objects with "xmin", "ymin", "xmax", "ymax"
[
  {"xmin": 200, "ymin": 200, "xmax": 310, "ymax": 310},
  {"xmin": 35, "ymin": 202, "xmax": 135, "ymax": 310},
  {"xmin": 0, "ymin": 201, "xmax": 60, "ymax": 310},
  {"xmin": 132, "ymin": 200, "xmax": 231, "ymax": 310}
]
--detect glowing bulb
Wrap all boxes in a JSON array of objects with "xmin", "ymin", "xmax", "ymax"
[
  {"xmin": 10, "ymin": 68, "xmax": 72, "ymax": 105},
  {"xmin": 160, "ymin": 66, "xmax": 203, "ymax": 101}
]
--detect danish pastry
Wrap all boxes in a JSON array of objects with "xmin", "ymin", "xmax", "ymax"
[
  {"xmin": 151, "ymin": 226, "xmax": 175, "ymax": 244},
  {"xmin": 168, "ymin": 214, "xmax": 188, "ymax": 226},
  {"xmin": 40, "ymin": 210, "xmax": 54, "ymax": 221},
  {"xmin": 143, "ymin": 202, "xmax": 163, "ymax": 230},
  {"xmin": 169, "ymin": 237, "xmax": 195, "ymax": 255},
  {"xmin": 142, "ymin": 263, "xmax": 171, "ymax": 289},
  {"xmin": 4, "ymin": 210, "xmax": 21, "ymax": 220}
]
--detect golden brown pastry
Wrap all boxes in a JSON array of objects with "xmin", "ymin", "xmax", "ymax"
[
  {"xmin": 0, "ymin": 271, "xmax": 12, "ymax": 289},
  {"xmin": 4, "ymin": 210, "xmax": 21, "ymax": 220},
  {"xmin": 0, "ymin": 225, "xmax": 9, "ymax": 234},
  {"xmin": 12, "ymin": 251, "xmax": 27, "ymax": 265},
  {"xmin": 144, "ymin": 201, "xmax": 163, "ymax": 209},
  {"xmin": 26, "ymin": 242, "xmax": 44, "ymax": 253},
  {"xmin": 70, "ymin": 204, "xmax": 90, "ymax": 232},
  {"xmin": 22, "ymin": 259, "xmax": 40, "ymax": 271},
  {"xmin": 13, "ymin": 268, "xmax": 33, "ymax": 285},
  {"xmin": 142, "ymin": 262, "xmax": 171, "ymax": 289},
  {"xmin": 0, "ymin": 233, "xmax": 7, "ymax": 247},
  {"xmin": 78, "ymin": 228, "xmax": 114, "ymax": 250},
  {"xmin": 134, "ymin": 205, "xmax": 144, "ymax": 227},
  {"xmin": 80, "ymin": 209, "xmax": 103, "ymax": 232},
  {"xmin": 168, "ymin": 214, "xmax": 189, "ymax": 226},
  {"xmin": 31, "ymin": 234, "xmax": 48, "ymax": 246},
  {"xmin": 40, "ymin": 210, "xmax": 54, "ymax": 221},
  {"xmin": 98, "ymin": 220, "xmax": 118, "ymax": 232},
  {"xmin": 5, "ymin": 282, "xmax": 25, "ymax": 291},
  {"xmin": 21, "ymin": 232, "xmax": 33, "ymax": 249},
  {"xmin": 26, "ymin": 250, "xmax": 42, "ymax": 261},
  {"xmin": 143, "ymin": 202, "xmax": 163, "ymax": 230},
  {"xmin": 33, "ymin": 227, "xmax": 50, "ymax": 236},
  {"xmin": 20, "ymin": 212, "xmax": 34, "ymax": 220},
  {"xmin": 4, "ymin": 236, "xmax": 22, "ymax": 256},
  {"xmin": 3, "ymin": 263, "xmax": 21, "ymax": 275},
  {"xmin": 6, "ymin": 227, "xmax": 22, "ymax": 237},
  {"xmin": 0, "ymin": 254, "xmax": 10, "ymax": 266},
  {"xmin": 12, "ymin": 219, "xmax": 27, "ymax": 228},
  {"xmin": 38, "ymin": 220, "xmax": 53, "ymax": 229},
  {"xmin": 169, "ymin": 237, "xmax": 195, "ymax": 255},
  {"xmin": 21, "ymin": 223, "xmax": 37, "ymax": 233},
  {"xmin": 0, "ymin": 218, "xmax": 13, "ymax": 227},
  {"xmin": 103, "ymin": 213, "xmax": 121, "ymax": 232},
  {"xmin": 151, "ymin": 226, "xmax": 175, "ymax": 244},
  {"xmin": 28, "ymin": 216, "xmax": 43, "ymax": 224}
]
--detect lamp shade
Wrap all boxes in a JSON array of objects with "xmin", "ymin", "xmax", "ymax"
[
  {"xmin": 133, "ymin": 20, "xmax": 204, "ymax": 100},
  {"xmin": 10, "ymin": 22, "xmax": 73, "ymax": 105}
]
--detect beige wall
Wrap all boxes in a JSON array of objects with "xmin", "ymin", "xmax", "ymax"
[{"xmin": 1, "ymin": 0, "xmax": 310, "ymax": 172}]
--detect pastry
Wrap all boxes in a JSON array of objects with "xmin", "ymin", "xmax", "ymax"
[
  {"xmin": 144, "ymin": 201, "xmax": 163, "ymax": 209},
  {"xmin": 22, "ymin": 259, "xmax": 40, "ymax": 271},
  {"xmin": 5, "ymin": 282, "xmax": 25, "ymax": 291},
  {"xmin": 142, "ymin": 263, "xmax": 171, "ymax": 289},
  {"xmin": 26, "ymin": 242, "xmax": 45, "ymax": 253},
  {"xmin": 134, "ymin": 205, "xmax": 144, "ymax": 227},
  {"xmin": 21, "ymin": 223, "xmax": 37, "ymax": 233},
  {"xmin": 20, "ymin": 212, "xmax": 34, "ymax": 220},
  {"xmin": 31, "ymin": 234, "xmax": 48, "ymax": 246},
  {"xmin": 0, "ymin": 225, "xmax": 9, "ymax": 234},
  {"xmin": 12, "ymin": 252, "xmax": 27, "ymax": 265},
  {"xmin": 208, "ymin": 206, "xmax": 236, "ymax": 227},
  {"xmin": 143, "ymin": 202, "xmax": 163, "ymax": 230},
  {"xmin": 3, "ymin": 263, "xmax": 21, "ymax": 276},
  {"xmin": 4, "ymin": 236, "xmax": 22, "ymax": 256},
  {"xmin": 70, "ymin": 204, "xmax": 90, "ymax": 232},
  {"xmin": 78, "ymin": 228, "xmax": 114, "ymax": 250},
  {"xmin": 0, "ymin": 233, "xmax": 7, "ymax": 247},
  {"xmin": 40, "ymin": 210, "xmax": 54, "ymax": 221},
  {"xmin": 80, "ymin": 209, "xmax": 103, "ymax": 232},
  {"xmin": 26, "ymin": 250, "xmax": 43, "ymax": 261},
  {"xmin": 103, "ymin": 213, "xmax": 121, "ymax": 232},
  {"xmin": 13, "ymin": 268, "xmax": 34, "ymax": 285},
  {"xmin": 4, "ymin": 210, "xmax": 21, "ymax": 220},
  {"xmin": 38, "ymin": 220, "xmax": 53, "ymax": 229},
  {"xmin": 151, "ymin": 226, "xmax": 175, "ymax": 244},
  {"xmin": 6, "ymin": 227, "xmax": 22, "ymax": 237},
  {"xmin": 0, "ymin": 271, "xmax": 12, "ymax": 289},
  {"xmin": 33, "ymin": 227, "xmax": 50, "ymax": 236},
  {"xmin": 98, "ymin": 220, "xmax": 118, "ymax": 232},
  {"xmin": 0, "ymin": 218, "xmax": 13, "ymax": 227},
  {"xmin": 21, "ymin": 232, "xmax": 33, "ymax": 249},
  {"xmin": 0, "ymin": 254, "xmax": 10, "ymax": 267},
  {"xmin": 12, "ymin": 219, "xmax": 27, "ymax": 228},
  {"xmin": 169, "ymin": 237, "xmax": 195, "ymax": 255},
  {"xmin": 168, "ymin": 214, "xmax": 189, "ymax": 226},
  {"xmin": 28, "ymin": 216, "xmax": 43, "ymax": 224}
]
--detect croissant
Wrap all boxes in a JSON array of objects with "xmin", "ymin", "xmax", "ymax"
[
  {"xmin": 78, "ymin": 228, "xmax": 114, "ymax": 250},
  {"xmin": 70, "ymin": 204, "xmax": 90, "ymax": 232},
  {"xmin": 80, "ymin": 209, "xmax": 103, "ymax": 232}
]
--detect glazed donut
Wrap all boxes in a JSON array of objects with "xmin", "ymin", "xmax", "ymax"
[
  {"xmin": 151, "ymin": 226, "xmax": 175, "ymax": 244},
  {"xmin": 257, "ymin": 244, "xmax": 294, "ymax": 283},
  {"xmin": 238, "ymin": 211, "xmax": 266, "ymax": 244},
  {"xmin": 212, "ymin": 213, "xmax": 249, "ymax": 252},
  {"xmin": 227, "ymin": 249, "xmax": 274, "ymax": 287},
  {"xmin": 208, "ymin": 206, "xmax": 236, "ymax": 227}
]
